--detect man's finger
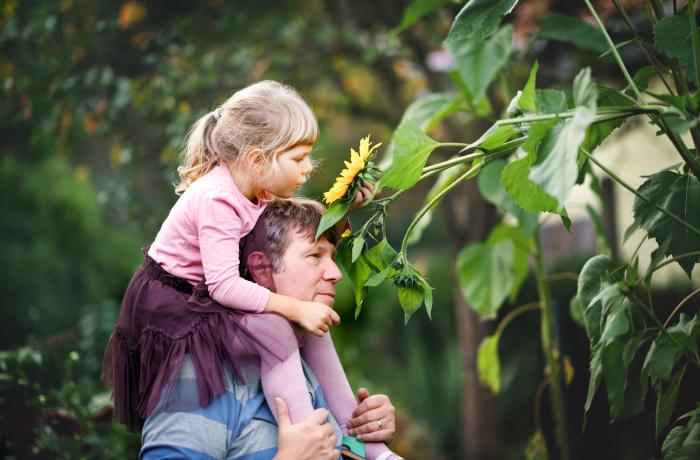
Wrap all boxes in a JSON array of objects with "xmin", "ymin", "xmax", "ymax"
[
  {"xmin": 307, "ymin": 408, "xmax": 330, "ymax": 425},
  {"xmin": 348, "ymin": 407, "xmax": 384, "ymax": 429},
  {"xmin": 357, "ymin": 429, "xmax": 393, "ymax": 443},
  {"xmin": 353, "ymin": 394, "xmax": 386, "ymax": 416},
  {"xmin": 356, "ymin": 387, "xmax": 370, "ymax": 402},
  {"xmin": 276, "ymin": 398, "xmax": 291, "ymax": 428}
]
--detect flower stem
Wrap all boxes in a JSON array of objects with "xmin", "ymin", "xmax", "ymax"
[
  {"xmin": 533, "ymin": 233, "xmax": 572, "ymax": 460},
  {"xmin": 495, "ymin": 302, "xmax": 541, "ymax": 337},
  {"xmin": 581, "ymin": 149, "xmax": 700, "ymax": 236}
]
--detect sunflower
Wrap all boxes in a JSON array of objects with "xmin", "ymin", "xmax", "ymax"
[{"xmin": 323, "ymin": 135, "xmax": 381, "ymax": 204}]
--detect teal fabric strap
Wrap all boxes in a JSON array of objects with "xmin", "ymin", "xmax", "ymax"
[{"xmin": 341, "ymin": 435, "xmax": 366, "ymax": 457}]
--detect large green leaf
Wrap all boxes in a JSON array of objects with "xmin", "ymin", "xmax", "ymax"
[
  {"xmin": 656, "ymin": 364, "xmax": 687, "ymax": 439},
  {"xmin": 316, "ymin": 201, "xmax": 350, "ymax": 239},
  {"xmin": 538, "ymin": 12, "xmax": 607, "ymax": 54},
  {"xmin": 479, "ymin": 160, "xmax": 538, "ymax": 234},
  {"xmin": 398, "ymin": 284, "xmax": 424, "ymax": 323},
  {"xmin": 529, "ymin": 68, "xmax": 597, "ymax": 209},
  {"xmin": 518, "ymin": 60, "xmax": 538, "ymax": 112},
  {"xmin": 654, "ymin": 13, "xmax": 700, "ymax": 83},
  {"xmin": 401, "ymin": 92, "xmax": 463, "ymax": 132},
  {"xmin": 445, "ymin": 0, "xmax": 518, "ymax": 41},
  {"xmin": 392, "ymin": 0, "xmax": 457, "ymax": 34},
  {"xmin": 456, "ymin": 239, "xmax": 514, "ymax": 318},
  {"xmin": 577, "ymin": 255, "xmax": 621, "ymax": 343},
  {"xmin": 661, "ymin": 405, "xmax": 700, "ymax": 459},
  {"xmin": 486, "ymin": 223, "xmax": 531, "ymax": 299},
  {"xmin": 644, "ymin": 314, "xmax": 700, "ymax": 380},
  {"xmin": 445, "ymin": 24, "xmax": 513, "ymax": 102},
  {"xmin": 501, "ymin": 120, "xmax": 560, "ymax": 213},
  {"xmin": 382, "ymin": 120, "xmax": 440, "ymax": 190},
  {"xmin": 632, "ymin": 171, "xmax": 700, "ymax": 277},
  {"xmin": 477, "ymin": 334, "xmax": 501, "ymax": 393}
]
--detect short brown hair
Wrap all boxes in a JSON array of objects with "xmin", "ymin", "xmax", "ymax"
[{"xmin": 240, "ymin": 198, "xmax": 340, "ymax": 278}]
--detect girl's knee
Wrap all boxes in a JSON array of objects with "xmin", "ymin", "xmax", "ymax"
[{"xmin": 245, "ymin": 312, "xmax": 299, "ymax": 349}]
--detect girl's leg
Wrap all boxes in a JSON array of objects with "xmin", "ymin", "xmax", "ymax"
[
  {"xmin": 239, "ymin": 313, "xmax": 314, "ymax": 424},
  {"xmin": 302, "ymin": 333, "xmax": 396, "ymax": 460}
]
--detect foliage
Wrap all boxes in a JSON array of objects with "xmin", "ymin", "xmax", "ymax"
[{"xmin": 327, "ymin": 0, "xmax": 700, "ymax": 458}]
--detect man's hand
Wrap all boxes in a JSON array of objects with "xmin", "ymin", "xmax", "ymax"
[
  {"xmin": 274, "ymin": 398, "xmax": 339, "ymax": 460},
  {"xmin": 347, "ymin": 388, "xmax": 396, "ymax": 443},
  {"xmin": 292, "ymin": 300, "xmax": 341, "ymax": 336}
]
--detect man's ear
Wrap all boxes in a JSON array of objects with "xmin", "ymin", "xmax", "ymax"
[{"xmin": 246, "ymin": 251, "xmax": 276, "ymax": 290}]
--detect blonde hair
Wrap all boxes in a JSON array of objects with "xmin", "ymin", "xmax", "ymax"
[{"xmin": 175, "ymin": 80, "xmax": 319, "ymax": 195}]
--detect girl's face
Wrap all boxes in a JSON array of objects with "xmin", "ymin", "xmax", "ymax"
[{"xmin": 268, "ymin": 144, "xmax": 314, "ymax": 198}]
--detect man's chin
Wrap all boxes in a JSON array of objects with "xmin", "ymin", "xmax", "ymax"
[{"xmin": 314, "ymin": 294, "xmax": 335, "ymax": 306}]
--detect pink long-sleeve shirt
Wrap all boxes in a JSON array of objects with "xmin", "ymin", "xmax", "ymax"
[{"xmin": 148, "ymin": 165, "xmax": 270, "ymax": 312}]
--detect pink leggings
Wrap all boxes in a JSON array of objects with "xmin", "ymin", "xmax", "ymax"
[{"xmin": 235, "ymin": 312, "xmax": 391, "ymax": 459}]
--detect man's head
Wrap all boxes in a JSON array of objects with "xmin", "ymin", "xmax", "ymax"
[{"xmin": 240, "ymin": 198, "xmax": 342, "ymax": 306}]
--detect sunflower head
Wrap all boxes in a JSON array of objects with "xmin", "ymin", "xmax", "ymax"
[{"xmin": 323, "ymin": 135, "xmax": 382, "ymax": 205}]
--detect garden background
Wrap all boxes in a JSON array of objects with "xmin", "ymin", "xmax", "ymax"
[{"xmin": 1, "ymin": 1, "xmax": 699, "ymax": 459}]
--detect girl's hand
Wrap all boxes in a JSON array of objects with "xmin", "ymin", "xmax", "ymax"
[
  {"xmin": 292, "ymin": 300, "xmax": 340, "ymax": 336},
  {"xmin": 350, "ymin": 180, "xmax": 375, "ymax": 211}
]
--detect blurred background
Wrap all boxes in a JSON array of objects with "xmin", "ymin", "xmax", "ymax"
[{"xmin": 1, "ymin": 1, "xmax": 698, "ymax": 459}]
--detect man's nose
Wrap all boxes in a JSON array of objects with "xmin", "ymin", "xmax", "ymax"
[{"xmin": 323, "ymin": 259, "xmax": 342, "ymax": 282}]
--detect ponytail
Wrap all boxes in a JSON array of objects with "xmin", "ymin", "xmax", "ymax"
[{"xmin": 175, "ymin": 112, "xmax": 218, "ymax": 195}]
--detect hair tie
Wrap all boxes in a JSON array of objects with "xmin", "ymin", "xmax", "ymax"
[{"xmin": 213, "ymin": 108, "xmax": 221, "ymax": 120}]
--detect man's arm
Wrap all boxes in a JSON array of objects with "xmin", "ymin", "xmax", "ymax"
[
  {"xmin": 347, "ymin": 388, "xmax": 397, "ymax": 443},
  {"xmin": 274, "ymin": 398, "xmax": 339, "ymax": 460}
]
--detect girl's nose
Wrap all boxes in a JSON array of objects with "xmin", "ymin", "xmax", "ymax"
[{"xmin": 302, "ymin": 157, "xmax": 314, "ymax": 175}]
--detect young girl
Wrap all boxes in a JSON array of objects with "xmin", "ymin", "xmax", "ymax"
[{"xmin": 103, "ymin": 81, "xmax": 399, "ymax": 460}]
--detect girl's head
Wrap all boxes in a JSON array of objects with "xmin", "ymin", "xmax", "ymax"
[{"xmin": 176, "ymin": 80, "xmax": 318, "ymax": 197}]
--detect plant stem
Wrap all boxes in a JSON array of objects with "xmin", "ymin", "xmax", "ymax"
[
  {"xmin": 422, "ymin": 151, "xmax": 484, "ymax": 173},
  {"xmin": 533, "ymin": 233, "xmax": 572, "ymax": 460},
  {"xmin": 611, "ymin": 0, "xmax": 674, "ymax": 94},
  {"xmin": 585, "ymin": 0, "xmax": 642, "ymax": 101},
  {"xmin": 658, "ymin": 287, "xmax": 700, "ymax": 338},
  {"xmin": 689, "ymin": 0, "xmax": 700, "ymax": 92},
  {"xmin": 400, "ymin": 162, "xmax": 483, "ymax": 254},
  {"xmin": 581, "ymin": 149, "xmax": 700, "ymax": 236},
  {"xmin": 495, "ymin": 302, "xmax": 541, "ymax": 337},
  {"xmin": 495, "ymin": 107, "xmax": 656, "ymax": 126},
  {"xmin": 650, "ymin": 251, "xmax": 700, "ymax": 272}
]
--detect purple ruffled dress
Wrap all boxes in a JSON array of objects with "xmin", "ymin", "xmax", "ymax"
[{"xmin": 101, "ymin": 252, "xmax": 291, "ymax": 430}]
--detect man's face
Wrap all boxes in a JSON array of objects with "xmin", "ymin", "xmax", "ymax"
[{"xmin": 271, "ymin": 232, "xmax": 342, "ymax": 307}]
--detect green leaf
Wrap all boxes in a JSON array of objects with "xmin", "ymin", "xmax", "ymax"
[
  {"xmin": 445, "ymin": 0, "xmax": 518, "ymax": 41},
  {"xmin": 656, "ymin": 364, "xmax": 687, "ymax": 439},
  {"xmin": 577, "ymin": 255, "xmax": 621, "ymax": 343},
  {"xmin": 536, "ymin": 89, "xmax": 567, "ymax": 114},
  {"xmin": 316, "ymin": 202, "xmax": 349, "ymax": 239},
  {"xmin": 628, "ymin": 66, "xmax": 656, "ymax": 95},
  {"xmin": 486, "ymin": 223, "xmax": 531, "ymax": 299},
  {"xmin": 585, "ymin": 350, "xmax": 602, "ymax": 412},
  {"xmin": 477, "ymin": 334, "xmax": 501, "ymax": 393},
  {"xmin": 632, "ymin": 171, "xmax": 700, "ymax": 277},
  {"xmin": 600, "ymin": 302, "xmax": 630, "ymax": 344},
  {"xmin": 382, "ymin": 120, "xmax": 440, "ymax": 190},
  {"xmin": 654, "ymin": 13, "xmax": 700, "ymax": 83},
  {"xmin": 644, "ymin": 337, "xmax": 682, "ymax": 381},
  {"xmin": 392, "ymin": 0, "xmax": 456, "ymax": 35},
  {"xmin": 401, "ymin": 92, "xmax": 463, "ymax": 132},
  {"xmin": 445, "ymin": 24, "xmax": 513, "ymax": 102},
  {"xmin": 538, "ymin": 12, "xmax": 607, "ymax": 54},
  {"xmin": 570, "ymin": 296, "xmax": 586, "ymax": 328},
  {"xmin": 456, "ymin": 240, "xmax": 514, "ymax": 318},
  {"xmin": 600, "ymin": 341, "xmax": 627, "ymax": 418},
  {"xmin": 337, "ymin": 239, "xmax": 372, "ymax": 316},
  {"xmin": 501, "ymin": 120, "xmax": 560, "ymax": 213},
  {"xmin": 585, "ymin": 204, "xmax": 612, "ymax": 255},
  {"xmin": 398, "ymin": 283, "xmax": 424, "ymax": 324},
  {"xmin": 582, "ymin": 88, "xmax": 634, "ymax": 153},
  {"xmin": 351, "ymin": 236, "xmax": 365, "ymax": 263},
  {"xmin": 518, "ymin": 60, "xmax": 538, "ymax": 112},
  {"xmin": 478, "ymin": 160, "xmax": 538, "ymax": 234},
  {"xmin": 524, "ymin": 430, "xmax": 548, "ymax": 460},
  {"xmin": 661, "ymin": 404, "xmax": 700, "ymax": 459},
  {"xmin": 529, "ymin": 68, "xmax": 597, "ymax": 209}
]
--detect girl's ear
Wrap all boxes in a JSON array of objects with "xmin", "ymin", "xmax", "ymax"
[
  {"xmin": 245, "ymin": 148, "xmax": 266, "ymax": 170},
  {"xmin": 246, "ymin": 251, "xmax": 276, "ymax": 290}
]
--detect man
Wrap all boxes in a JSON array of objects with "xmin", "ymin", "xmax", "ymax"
[{"xmin": 140, "ymin": 198, "xmax": 397, "ymax": 460}]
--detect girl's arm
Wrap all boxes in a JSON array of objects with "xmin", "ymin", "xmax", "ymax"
[{"xmin": 266, "ymin": 292, "xmax": 340, "ymax": 336}]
